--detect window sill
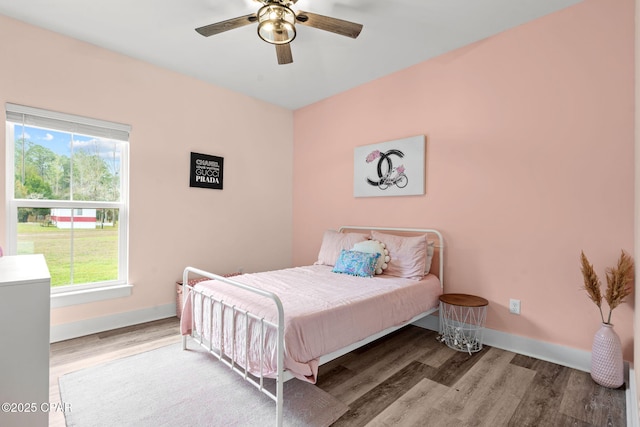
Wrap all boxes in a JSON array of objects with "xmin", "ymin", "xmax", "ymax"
[{"xmin": 50, "ymin": 284, "xmax": 133, "ymax": 308}]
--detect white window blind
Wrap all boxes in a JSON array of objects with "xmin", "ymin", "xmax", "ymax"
[{"xmin": 6, "ymin": 103, "xmax": 131, "ymax": 141}]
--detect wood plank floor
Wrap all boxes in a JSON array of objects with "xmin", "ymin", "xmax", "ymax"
[
  {"xmin": 317, "ymin": 326, "xmax": 627, "ymax": 427},
  {"xmin": 49, "ymin": 318, "xmax": 626, "ymax": 426}
]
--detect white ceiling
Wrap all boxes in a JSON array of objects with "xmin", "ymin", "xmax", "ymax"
[{"xmin": 0, "ymin": 0, "xmax": 581, "ymax": 110}]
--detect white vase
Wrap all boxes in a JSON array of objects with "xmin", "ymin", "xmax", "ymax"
[{"xmin": 591, "ymin": 323, "xmax": 624, "ymax": 388}]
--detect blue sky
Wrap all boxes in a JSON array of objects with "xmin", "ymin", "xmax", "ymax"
[{"xmin": 14, "ymin": 124, "xmax": 122, "ymax": 167}]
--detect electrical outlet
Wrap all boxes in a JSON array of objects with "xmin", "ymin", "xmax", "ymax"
[{"xmin": 509, "ymin": 299, "xmax": 521, "ymax": 315}]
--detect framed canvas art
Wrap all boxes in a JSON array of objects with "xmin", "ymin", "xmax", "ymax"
[{"xmin": 353, "ymin": 135, "xmax": 425, "ymax": 197}]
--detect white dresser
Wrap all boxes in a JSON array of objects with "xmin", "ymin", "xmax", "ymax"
[{"xmin": 0, "ymin": 254, "xmax": 51, "ymax": 427}]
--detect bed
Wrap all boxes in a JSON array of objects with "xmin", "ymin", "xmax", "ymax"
[{"xmin": 180, "ymin": 226, "xmax": 444, "ymax": 426}]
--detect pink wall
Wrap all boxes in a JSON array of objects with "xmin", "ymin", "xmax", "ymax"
[
  {"xmin": 293, "ymin": 0, "xmax": 635, "ymax": 359},
  {"xmin": 0, "ymin": 15, "xmax": 294, "ymax": 326}
]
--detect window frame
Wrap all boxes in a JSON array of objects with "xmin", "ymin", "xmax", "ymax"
[{"xmin": 5, "ymin": 103, "xmax": 130, "ymax": 304}]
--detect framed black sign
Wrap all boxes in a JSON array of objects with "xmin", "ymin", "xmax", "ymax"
[{"xmin": 190, "ymin": 152, "xmax": 224, "ymax": 190}]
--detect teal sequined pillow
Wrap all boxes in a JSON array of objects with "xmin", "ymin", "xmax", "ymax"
[{"xmin": 332, "ymin": 250, "xmax": 380, "ymax": 278}]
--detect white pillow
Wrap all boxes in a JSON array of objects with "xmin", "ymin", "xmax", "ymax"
[{"xmin": 352, "ymin": 240, "xmax": 390, "ymax": 275}]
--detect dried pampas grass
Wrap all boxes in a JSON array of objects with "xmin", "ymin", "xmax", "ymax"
[
  {"xmin": 580, "ymin": 250, "xmax": 634, "ymax": 325},
  {"xmin": 580, "ymin": 251, "xmax": 604, "ymax": 323}
]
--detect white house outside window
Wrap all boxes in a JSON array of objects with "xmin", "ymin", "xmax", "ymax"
[{"xmin": 5, "ymin": 103, "xmax": 130, "ymax": 305}]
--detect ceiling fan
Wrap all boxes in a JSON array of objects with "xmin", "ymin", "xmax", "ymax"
[{"xmin": 195, "ymin": 0, "xmax": 363, "ymax": 65}]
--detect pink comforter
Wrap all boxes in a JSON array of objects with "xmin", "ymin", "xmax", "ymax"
[{"xmin": 180, "ymin": 265, "xmax": 441, "ymax": 383}]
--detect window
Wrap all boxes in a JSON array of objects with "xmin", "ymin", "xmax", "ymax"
[{"xmin": 5, "ymin": 103, "xmax": 130, "ymax": 300}]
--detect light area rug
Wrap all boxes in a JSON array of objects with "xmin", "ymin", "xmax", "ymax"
[{"xmin": 59, "ymin": 342, "xmax": 348, "ymax": 427}]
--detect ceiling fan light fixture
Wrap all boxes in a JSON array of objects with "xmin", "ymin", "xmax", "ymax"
[{"xmin": 257, "ymin": 4, "xmax": 296, "ymax": 45}]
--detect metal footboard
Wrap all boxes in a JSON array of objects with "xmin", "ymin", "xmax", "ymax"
[{"xmin": 181, "ymin": 266, "xmax": 285, "ymax": 427}]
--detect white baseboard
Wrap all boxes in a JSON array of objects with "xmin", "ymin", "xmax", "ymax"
[
  {"xmin": 628, "ymin": 363, "xmax": 638, "ymax": 427},
  {"xmin": 50, "ymin": 303, "xmax": 176, "ymax": 343},
  {"xmin": 413, "ymin": 314, "xmax": 591, "ymax": 372}
]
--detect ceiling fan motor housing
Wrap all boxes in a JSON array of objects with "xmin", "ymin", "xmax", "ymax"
[{"xmin": 257, "ymin": 3, "xmax": 296, "ymax": 45}]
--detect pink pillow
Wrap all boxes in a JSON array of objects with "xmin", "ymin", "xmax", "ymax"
[
  {"xmin": 315, "ymin": 230, "xmax": 369, "ymax": 266},
  {"xmin": 371, "ymin": 231, "xmax": 427, "ymax": 280}
]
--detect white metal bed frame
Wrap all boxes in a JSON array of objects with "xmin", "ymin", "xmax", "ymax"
[{"xmin": 181, "ymin": 226, "xmax": 444, "ymax": 427}]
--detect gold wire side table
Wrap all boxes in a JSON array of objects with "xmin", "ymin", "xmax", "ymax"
[{"xmin": 439, "ymin": 293, "xmax": 489, "ymax": 355}]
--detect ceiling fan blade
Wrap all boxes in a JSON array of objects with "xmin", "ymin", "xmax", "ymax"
[
  {"xmin": 275, "ymin": 43, "xmax": 293, "ymax": 65},
  {"xmin": 296, "ymin": 11, "xmax": 363, "ymax": 39},
  {"xmin": 195, "ymin": 14, "xmax": 257, "ymax": 37}
]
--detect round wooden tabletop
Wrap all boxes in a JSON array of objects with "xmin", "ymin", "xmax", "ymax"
[{"xmin": 439, "ymin": 293, "xmax": 488, "ymax": 307}]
